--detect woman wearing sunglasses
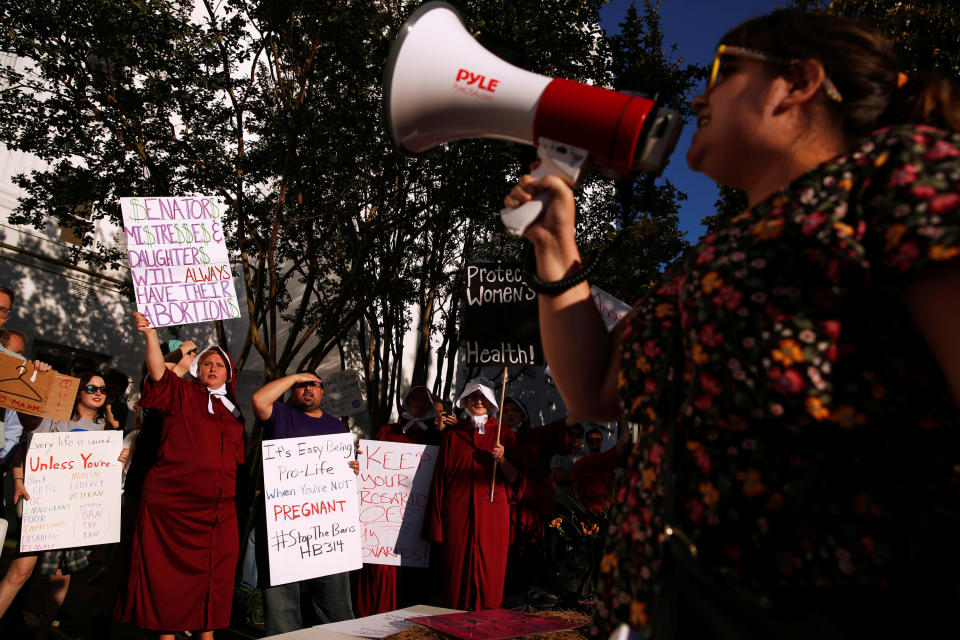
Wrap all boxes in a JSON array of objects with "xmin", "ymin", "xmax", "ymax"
[
  {"xmin": 116, "ymin": 312, "xmax": 244, "ymax": 640},
  {"xmin": 506, "ymin": 9, "xmax": 959, "ymax": 638},
  {"xmin": 0, "ymin": 370, "xmax": 129, "ymax": 638}
]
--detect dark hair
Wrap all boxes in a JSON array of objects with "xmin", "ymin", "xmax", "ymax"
[
  {"xmin": 69, "ymin": 355, "xmax": 97, "ymax": 376},
  {"xmin": 587, "ymin": 428, "xmax": 603, "ymax": 439},
  {"xmin": 0, "ymin": 328, "xmax": 27, "ymax": 349},
  {"xmin": 0, "ymin": 285, "xmax": 14, "ymax": 304},
  {"xmin": 105, "ymin": 367, "xmax": 129, "ymax": 399},
  {"xmin": 73, "ymin": 370, "xmax": 108, "ymax": 424},
  {"xmin": 721, "ymin": 10, "xmax": 960, "ymax": 138},
  {"xmin": 503, "ymin": 397, "xmax": 530, "ymax": 429}
]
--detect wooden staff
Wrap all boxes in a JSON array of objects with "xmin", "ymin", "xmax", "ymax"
[{"xmin": 490, "ymin": 366, "xmax": 508, "ymax": 502}]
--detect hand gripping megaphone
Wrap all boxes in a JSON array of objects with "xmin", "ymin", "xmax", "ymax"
[{"xmin": 383, "ymin": 1, "xmax": 684, "ymax": 236}]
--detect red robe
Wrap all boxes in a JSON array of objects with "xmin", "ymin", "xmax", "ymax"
[
  {"xmin": 355, "ymin": 421, "xmax": 442, "ymax": 617},
  {"xmin": 426, "ymin": 418, "xmax": 523, "ymax": 610},
  {"xmin": 572, "ymin": 449, "xmax": 618, "ymax": 513},
  {"xmin": 510, "ymin": 419, "xmax": 569, "ymax": 546},
  {"xmin": 116, "ymin": 368, "xmax": 244, "ymax": 630}
]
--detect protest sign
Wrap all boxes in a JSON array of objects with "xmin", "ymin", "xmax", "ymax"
[
  {"xmin": 357, "ymin": 440, "xmax": 437, "ymax": 567},
  {"xmin": 590, "ymin": 285, "xmax": 631, "ymax": 331},
  {"xmin": 415, "ymin": 609, "xmax": 580, "ymax": 640},
  {"xmin": 261, "ymin": 433, "xmax": 362, "ymax": 585},
  {"xmin": 461, "ymin": 263, "xmax": 542, "ymax": 366},
  {"xmin": 324, "ymin": 369, "xmax": 366, "ymax": 417},
  {"xmin": 20, "ymin": 431, "xmax": 123, "ymax": 552},
  {"xmin": 0, "ymin": 354, "xmax": 80, "ymax": 422},
  {"xmin": 120, "ymin": 196, "xmax": 241, "ymax": 328}
]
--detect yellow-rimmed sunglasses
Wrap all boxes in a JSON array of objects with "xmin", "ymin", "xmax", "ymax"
[{"xmin": 708, "ymin": 44, "xmax": 843, "ymax": 103}]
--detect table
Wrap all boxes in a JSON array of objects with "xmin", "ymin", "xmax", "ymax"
[{"xmin": 265, "ymin": 604, "xmax": 461, "ymax": 640}]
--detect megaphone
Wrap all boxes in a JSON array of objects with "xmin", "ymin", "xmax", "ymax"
[{"xmin": 384, "ymin": 1, "xmax": 684, "ymax": 236}]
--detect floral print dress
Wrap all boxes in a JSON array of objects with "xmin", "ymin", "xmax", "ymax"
[{"xmin": 596, "ymin": 125, "xmax": 960, "ymax": 636}]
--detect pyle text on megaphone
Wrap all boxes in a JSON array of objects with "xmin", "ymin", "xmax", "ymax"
[{"xmin": 383, "ymin": 1, "xmax": 684, "ymax": 236}]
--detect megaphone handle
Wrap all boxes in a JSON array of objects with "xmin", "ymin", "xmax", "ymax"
[
  {"xmin": 500, "ymin": 139, "xmax": 588, "ymax": 237},
  {"xmin": 500, "ymin": 192, "xmax": 551, "ymax": 237}
]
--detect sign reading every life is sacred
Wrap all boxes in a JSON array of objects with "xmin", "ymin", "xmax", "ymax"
[
  {"xmin": 261, "ymin": 433, "xmax": 362, "ymax": 586},
  {"xmin": 20, "ymin": 431, "xmax": 123, "ymax": 552},
  {"xmin": 120, "ymin": 196, "xmax": 241, "ymax": 328}
]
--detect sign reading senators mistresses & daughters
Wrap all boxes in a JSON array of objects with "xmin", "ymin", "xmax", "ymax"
[{"xmin": 120, "ymin": 196, "xmax": 241, "ymax": 328}]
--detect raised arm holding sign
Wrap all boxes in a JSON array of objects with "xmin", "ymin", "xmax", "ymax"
[{"xmin": 117, "ymin": 313, "xmax": 245, "ymax": 638}]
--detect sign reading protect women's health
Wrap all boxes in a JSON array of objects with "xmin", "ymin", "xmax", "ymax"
[
  {"xmin": 20, "ymin": 431, "xmax": 123, "ymax": 552},
  {"xmin": 120, "ymin": 196, "xmax": 241, "ymax": 328},
  {"xmin": 261, "ymin": 433, "xmax": 362, "ymax": 585}
]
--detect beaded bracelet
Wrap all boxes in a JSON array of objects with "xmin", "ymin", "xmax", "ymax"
[{"xmin": 522, "ymin": 242, "xmax": 598, "ymax": 295}]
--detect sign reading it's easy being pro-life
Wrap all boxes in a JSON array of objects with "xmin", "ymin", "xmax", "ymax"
[{"xmin": 120, "ymin": 196, "xmax": 241, "ymax": 328}]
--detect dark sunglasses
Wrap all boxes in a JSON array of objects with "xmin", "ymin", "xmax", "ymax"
[
  {"xmin": 82, "ymin": 385, "xmax": 108, "ymax": 394},
  {"xmin": 587, "ymin": 437, "xmax": 603, "ymax": 443},
  {"xmin": 294, "ymin": 381, "xmax": 323, "ymax": 390}
]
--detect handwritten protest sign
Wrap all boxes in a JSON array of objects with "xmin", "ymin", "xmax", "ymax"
[
  {"xmin": 590, "ymin": 285, "xmax": 631, "ymax": 331},
  {"xmin": 261, "ymin": 433, "xmax": 362, "ymax": 585},
  {"xmin": 20, "ymin": 431, "xmax": 122, "ymax": 552},
  {"xmin": 415, "ymin": 609, "xmax": 580, "ymax": 640},
  {"xmin": 0, "ymin": 353, "xmax": 80, "ymax": 422},
  {"xmin": 120, "ymin": 196, "xmax": 241, "ymax": 328},
  {"xmin": 461, "ymin": 263, "xmax": 542, "ymax": 366},
  {"xmin": 324, "ymin": 369, "xmax": 367, "ymax": 417},
  {"xmin": 357, "ymin": 440, "xmax": 437, "ymax": 567}
]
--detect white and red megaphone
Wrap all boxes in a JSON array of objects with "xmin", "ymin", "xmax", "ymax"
[{"xmin": 384, "ymin": 1, "xmax": 684, "ymax": 236}]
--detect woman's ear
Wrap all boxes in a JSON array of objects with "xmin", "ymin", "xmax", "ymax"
[{"xmin": 780, "ymin": 58, "xmax": 831, "ymax": 109}]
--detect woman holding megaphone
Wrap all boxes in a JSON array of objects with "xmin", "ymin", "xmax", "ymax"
[{"xmin": 506, "ymin": 9, "xmax": 960, "ymax": 639}]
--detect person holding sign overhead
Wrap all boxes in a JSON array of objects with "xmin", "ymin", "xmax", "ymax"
[
  {"xmin": 355, "ymin": 385, "xmax": 442, "ymax": 616},
  {"xmin": 117, "ymin": 312, "xmax": 244, "ymax": 640},
  {"xmin": 251, "ymin": 370, "xmax": 359, "ymax": 635},
  {"xmin": 426, "ymin": 378, "xmax": 523, "ymax": 610}
]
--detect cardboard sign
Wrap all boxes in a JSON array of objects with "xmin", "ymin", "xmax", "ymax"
[
  {"xmin": 461, "ymin": 263, "xmax": 542, "ymax": 366},
  {"xmin": 324, "ymin": 369, "xmax": 366, "ymax": 417},
  {"xmin": 120, "ymin": 196, "xmax": 241, "ymax": 328},
  {"xmin": 415, "ymin": 609, "xmax": 580, "ymax": 640},
  {"xmin": 20, "ymin": 431, "xmax": 123, "ymax": 552},
  {"xmin": 0, "ymin": 354, "xmax": 80, "ymax": 422},
  {"xmin": 261, "ymin": 433, "xmax": 362, "ymax": 585},
  {"xmin": 357, "ymin": 440, "xmax": 438, "ymax": 567}
]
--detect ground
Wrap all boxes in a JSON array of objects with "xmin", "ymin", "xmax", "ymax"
[{"xmin": 0, "ymin": 537, "xmax": 265, "ymax": 640}]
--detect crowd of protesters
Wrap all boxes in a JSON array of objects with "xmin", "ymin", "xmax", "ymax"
[
  {"xmin": 0, "ymin": 285, "xmax": 614, "ymax": 639},
  {"xmin": 1, "ymin": 6, "xmax": 957, "ymax": 638}
]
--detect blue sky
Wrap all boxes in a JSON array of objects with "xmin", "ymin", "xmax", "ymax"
[{"xmin": 598, "ymin": 0, "xmax": 781, "ymax": 241}]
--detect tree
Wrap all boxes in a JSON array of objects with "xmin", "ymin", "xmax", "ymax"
[{"xmin": 0, "ymin": 0, "xmax": 704, "ymax": 426}]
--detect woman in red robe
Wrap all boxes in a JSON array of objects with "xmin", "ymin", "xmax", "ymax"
[
  {"xmin": 117, "ymin": 312, "xmax": 244, "ymax": 640},
  {"xmin": 502, "ymin": 397, "xmax": 578, "ymax": 601},
  {"xmin": 355, "ymin": 386, "xmax": 443, "ymax": 616},
  {"xmin": 426, "ymin": 378, "xmax": 523, "ymax": 610}
]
